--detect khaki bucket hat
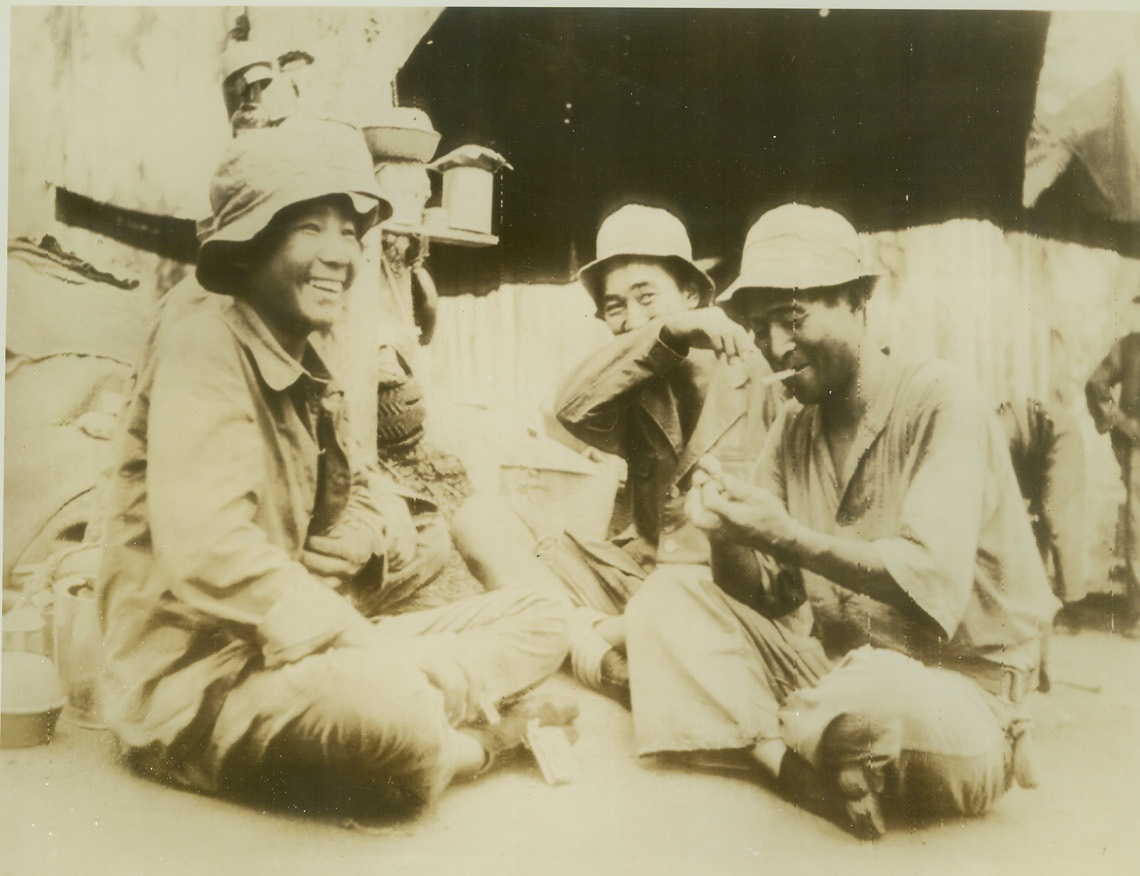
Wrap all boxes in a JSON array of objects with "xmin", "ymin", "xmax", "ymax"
[
  {"xmin": 577, "ymin": 204, "xmax": 715, "ymax": 305},
  {"xmin": 717, "ymin": 203, "xmax": 882, "ymax": 307},
  {"xmin": 197, "ymin": 116, "xmax": 391, "ymax": 293}
]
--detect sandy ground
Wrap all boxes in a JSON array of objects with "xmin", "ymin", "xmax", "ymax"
[{"xmin": 3, "ymin": 623, "xmax": 1139, "ymax": 876}]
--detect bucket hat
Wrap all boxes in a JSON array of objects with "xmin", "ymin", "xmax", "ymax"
[
  {"xmin": 717, "ymin": 203, "xmax": 882, "ymax": 307},
  {"xmin": 197, "ymin": 116, "xmax": 391, "ymax": 293},
  {"xmin": 577, "ymin": 204, "xmax": 714, "ymax": 306}
]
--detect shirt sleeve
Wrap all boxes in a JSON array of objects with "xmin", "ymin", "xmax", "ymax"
[
  {"xmin": 146, "ymin": 320, "xmax": 369, "ymax": 667},
  {"xmin": 1085, "ymin": 339, "xmax": 1123, "ymax": 434},
  {"xmin": 554, "ymin": 319, "xmax": 687, "ymax": 455},
  {"xmin": 870, "ymin": 375, "xmax": 987, "ymax": 639}
]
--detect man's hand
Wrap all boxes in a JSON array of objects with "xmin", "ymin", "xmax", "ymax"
[
  {"xmin": 687, "ymin": 455, "xmax": 799, "ymax": 559},
  {"xmin": 303, "ymin": 519, "xmax": 380, "ymax": 586},
  {"xmin": 660, "ymin": 309, "xmax": 754, "ymax": 362},
  {"xmin": 406, "ymin": 635, "xmax": 484, "ymax": 726},
  {"xmin": 375, "ymin": 492, "xmax": 418, "ymax": 571}
]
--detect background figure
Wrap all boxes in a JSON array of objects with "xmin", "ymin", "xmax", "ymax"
[
  {"xmin": 996, "ymin": 398, "xmax": 1087, "ymax": 620},
  {"xmin": 1085, "ymin": 327, "xmax": 1140, "ymax": 638}
]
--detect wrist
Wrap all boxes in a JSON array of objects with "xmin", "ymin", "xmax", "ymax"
[
  {"xmin": 769, "ymin": 519, "xmax": 805, "ymax": 564},
  {"xmin": 658, "ymin": 320, "xmax": 689, "ymax": 355}
]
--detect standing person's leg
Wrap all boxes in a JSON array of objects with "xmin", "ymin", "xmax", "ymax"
[
  {"xmin": 1124, "ymin": 447, "xmax": 1140, "ymax": 636},
  {"xmin": 1043, "ymin": 422, "xmax": 1088, "ymax": 607}
]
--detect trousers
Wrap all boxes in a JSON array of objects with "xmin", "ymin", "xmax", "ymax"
[
  {"xmin": 127, "ymin": 589, "xmax": 569, "ymax": 811},
  {"xmin": 625, "ymin": 566, "xmax": 1030, "ymax": 820}
]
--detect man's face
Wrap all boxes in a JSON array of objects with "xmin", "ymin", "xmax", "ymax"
[
  {"xmin": 598, "ymin": 259, "xmax": 698, "ymax": 335},
  {"xmin": 247, "ymin": 198, "xmax": 362, "ymax": 339},
  {"xmin": 734, "ymin": 288, "xmax": 864, "ymax": 405}
]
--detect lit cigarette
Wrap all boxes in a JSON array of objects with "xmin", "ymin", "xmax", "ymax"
[
  {"xmin": 760, "ymin": 369, "xmax": 797, "ymax": 385},
  {"xmin": 480, "ymin": 694, "xmax": 501, "ymax": 725}
]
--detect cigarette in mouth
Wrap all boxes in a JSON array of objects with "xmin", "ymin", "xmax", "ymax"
[{"xmin": 760, "ymin": 369, "xmax": 797, "ymax": 385}]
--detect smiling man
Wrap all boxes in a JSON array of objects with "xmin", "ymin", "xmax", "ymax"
[
  {"xmin": 97, "ymin": 118, "xmax": 573, "ymax": 816},
  {"xmin": 456, "ymin": 203, "xmax": 786, "ymax": 708},
  {"xmin": 623, "ymin": 204, "xmax": 1058, "ymax": 839}
]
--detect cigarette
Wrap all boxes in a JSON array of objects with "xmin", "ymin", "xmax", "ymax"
[
  {"xmin": 480, "ymin": 694, "xmax": 501, "ymax": 725},
  {"xmin": 760, "ymin": 369, "xmax": 797, "ymax": 385}
]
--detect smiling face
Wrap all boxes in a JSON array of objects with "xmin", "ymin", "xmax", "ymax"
[
  {"xmin": 733, "ymin": 285, "xmax": 867, "ymax": 405},
  {"xmin": 598, "ymin": 258, "xmax": 700, "ymax": 335},
  {"xmin": 244, "ymin": 197, "xmax": 363, "ymax": 350}
]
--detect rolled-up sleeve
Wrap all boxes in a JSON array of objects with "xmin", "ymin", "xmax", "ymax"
[
  {"xmin": 147, "ymin": 322, "xmax": 367, "ymax": 666},
  {"xmin": 870, "ymin": 382, "xmax": 986, "ymax": 639},
  {"xmin": 554, "ymin": 320, "xmax": 686, "ymax": 454}
]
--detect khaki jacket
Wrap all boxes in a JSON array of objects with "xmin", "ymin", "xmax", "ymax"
[{"xmin": 555, "ymin": 319, "xmax": 784, "ymax": 567}]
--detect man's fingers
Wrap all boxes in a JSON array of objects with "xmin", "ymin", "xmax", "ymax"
[
  {"xmin": 701, "ymin": 482, "xmax": 733, "ymax": 517},
  {"xmin": 697, "ymin": 454, "xmax": 725, "ymax": 479},
  {"xmin": 304, "ymin": 534, "xmax": 341, "ymax": 554},
  {"xmin": 306, "ymin": 534, "xmax": 371, "ymax": 566},
  {"xmin": 302, "ymin": 549, "xmax": 356, "ymax": 578},
  {"xmin": 685, "ymin": 484, "xmax": 722, "ymax": 530},
  {"xmin": 719, "ymin": 472, "xmax": 754, "ymax": 501}
]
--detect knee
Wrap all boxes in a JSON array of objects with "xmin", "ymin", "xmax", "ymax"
[
  {"xmin": 625, "ymin": 567, "xmax": 705, "ymax": 628},
  {"xmin": 508, "ymin": 590, "xmax": 573, "ymax": 662},
  {"xmin": 257, "ymin": 651, "xmax": 452, "ymax": 813},
  {"xmin": 451, "ymin": 494, "xmax": 536, "ymax": 580},
  {"xmin": 451, "ymin": 494, "xmax": 523, "ymax": 546}
]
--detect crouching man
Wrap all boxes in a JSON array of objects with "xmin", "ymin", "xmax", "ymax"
[
  {"xmin": 97, "ymin": 118, "xmax": 572, "ymax": 816},
  {"xmin": 624, "ymin": 204, "xmax": 1058, "ymax": 838}
]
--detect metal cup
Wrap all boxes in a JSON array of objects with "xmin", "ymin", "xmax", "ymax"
[{"xmin": 52, "ymin": 575, "xmax": 104, "ymax": 728}]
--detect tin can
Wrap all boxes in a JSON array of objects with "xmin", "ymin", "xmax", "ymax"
[{"xmin": 52, "ymin": 575, "xmax": 104, "ymax": 728}]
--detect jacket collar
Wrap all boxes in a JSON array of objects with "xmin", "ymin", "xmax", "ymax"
[{"xmin": 226, "ymin": 297, "xmax": 334, "ymax": 392}]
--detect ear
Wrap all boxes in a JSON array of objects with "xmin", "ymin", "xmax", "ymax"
[{"xmin": 681, "ymin": 284, "xmax": 701, "ymax": 309}]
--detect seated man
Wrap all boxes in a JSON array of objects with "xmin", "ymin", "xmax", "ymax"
[
  {"xmin": 452, "ymin": 203, "xmax": 785, "ymax": 705},
  {"xmin": 97, "ymin": 118, "xmax": 573, "ymax": 816},
  {"xmin": 624, "ymin": 204, "xmax": 1059, "ymax": 839}
]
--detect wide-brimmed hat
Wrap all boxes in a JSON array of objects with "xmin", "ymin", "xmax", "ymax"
[
  {"xmin": 577, "ymin": 204, "xmax": 714, "ymax": 306},
  {"xmin": 197, "ymin": 116, "xmax": 391, "ymax": 293},
  {"xmin": 717, "ymin": 203, "xmax": 882, "ymax": 307}
]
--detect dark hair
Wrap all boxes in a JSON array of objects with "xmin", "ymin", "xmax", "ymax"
[{"xmin": 816, "ymin": 275, "xmax": 878, "ymax": 311}]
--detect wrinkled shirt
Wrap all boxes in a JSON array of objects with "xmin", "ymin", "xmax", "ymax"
[
  {"xmin": 759, "ymin": 356, "xmax": 1057, "ymax": 673},
  {"xmin": 556, "ymin": 319, "xmax": 785, "ymax": 566},
  {"xmin": 98, "ymin": 279, "xmax": 389, "ymax": 749}
]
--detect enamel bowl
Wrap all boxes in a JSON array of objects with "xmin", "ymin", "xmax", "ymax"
[{"xmin": 1, "ymin": 651, "xmax": 66, "ymax": 748}]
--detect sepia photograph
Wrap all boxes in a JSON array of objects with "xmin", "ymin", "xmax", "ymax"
[{"xmin": 3, "ymin": 5, "xmax": 1139, "ymax": 875}]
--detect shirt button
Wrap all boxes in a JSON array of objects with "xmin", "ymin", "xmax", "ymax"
[{"xmin": 663, "ymin": 539, "xmax": 677, "ymax": 553}]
